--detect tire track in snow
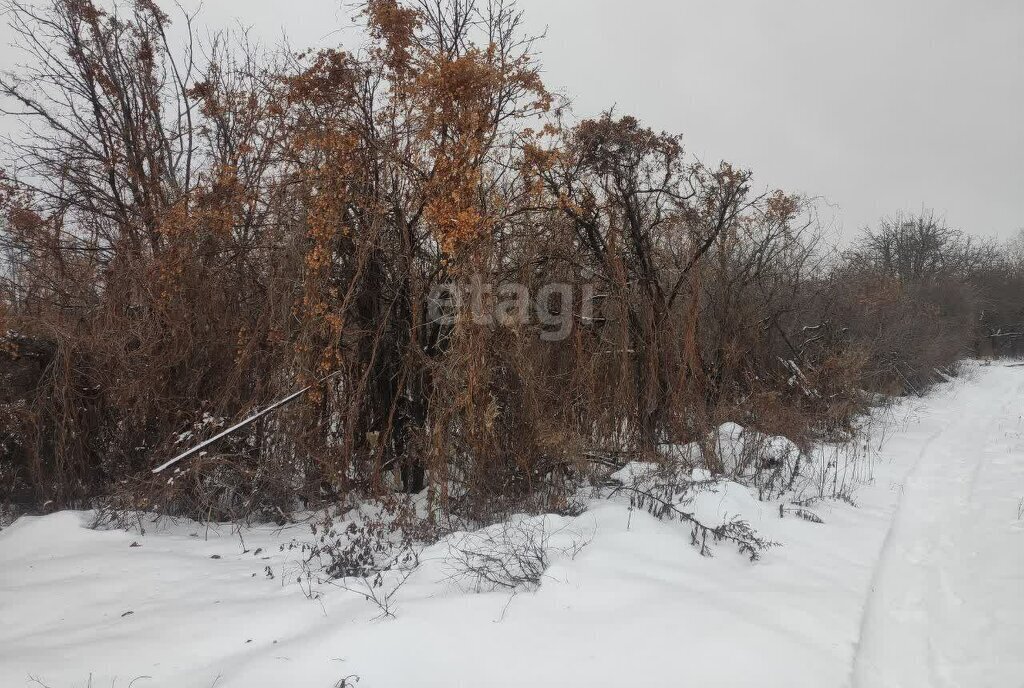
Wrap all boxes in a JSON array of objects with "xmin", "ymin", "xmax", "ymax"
[
  {"xmin": 848, "ymin": 418, "xmax": 954, "ymax": 688},
  {"xmin": 849, "ymin": 365, "xmax": 1024, "ymax": 688}
]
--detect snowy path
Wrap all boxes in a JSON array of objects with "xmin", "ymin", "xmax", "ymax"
[
  {"xmin": 1, "ymin": 363, "xmax": 1022, "ymax": 687},
  {"xmin": 852, "ymin": 364, "xmax": 1024, "ymax": 687}
]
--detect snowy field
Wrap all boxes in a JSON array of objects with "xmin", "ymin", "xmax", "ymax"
[{"xmin": 2, "ymin": 362, "xmax": 1023, "ymax": 688}]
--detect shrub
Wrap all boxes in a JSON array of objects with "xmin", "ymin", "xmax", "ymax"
[
  {"xmin": 444, "ymin": 516, "xmax": 590, "ymax": 592},
  {"xmin": 608, "ymin": 462, "xmax": 777, "ymax": 561}
]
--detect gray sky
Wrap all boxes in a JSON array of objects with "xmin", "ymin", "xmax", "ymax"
[{"xmin": 3, "ymin": 0, "xmax": 1022, "ymax": 241}]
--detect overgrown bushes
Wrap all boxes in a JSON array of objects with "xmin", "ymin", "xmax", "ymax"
[{"xmin": 0, "ymin": 0, "xmax": 1020, "ymax": 524}]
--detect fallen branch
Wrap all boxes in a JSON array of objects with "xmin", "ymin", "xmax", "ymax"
[{"xmin": 609, "ymin": 479, "xmax": 778, "ymax": 561}]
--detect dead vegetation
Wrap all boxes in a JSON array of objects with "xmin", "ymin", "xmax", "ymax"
[{"xmin": 0, "ymin": 0, "xmax": 1020, "ymax": 530}]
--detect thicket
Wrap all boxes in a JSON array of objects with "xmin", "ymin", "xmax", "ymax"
[{"xmin": 0, "ymin": 0, "xmax": 1020, "ymax": 522}]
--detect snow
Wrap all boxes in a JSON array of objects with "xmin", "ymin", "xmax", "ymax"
[
  {"xmin": 611, "ymin": 461, "xmax": 763, "ymax": 530},
  {"xmin": 712, "ymin": 421, "xmax": 750, "ymax": 473},
  {"xmin": 851, "ymin": 362, "xmax": 1024, "ymax": 687},
  {"xmin": 688, "ymin": 477, "xmax": 763, "ymax": 530},
  {"xmin": 1, "ymin": 362, "xmax": 1022, "ymax": 687}
]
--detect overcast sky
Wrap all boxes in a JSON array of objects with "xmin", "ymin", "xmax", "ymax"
[{"xmin": 3, "ymin": 0, "xmax": 1022, "ymax": 241}]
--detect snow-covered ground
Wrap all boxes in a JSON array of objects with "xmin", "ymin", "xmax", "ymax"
[
  {"xmin": 2, "ymin": 362, "xmax": 1022, "ymax": 688},
  {"xmin": 852, "ymin": 362, "xmax": 1024, "ymax": 687}
]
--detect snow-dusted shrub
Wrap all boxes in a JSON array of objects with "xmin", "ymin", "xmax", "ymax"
[
  {"xmin": 306, "ymin": 517, "xmax": 411, "ymax": 579},
  {"xmin": 656, "ymin": 441, "xmax": 702, "ymax": 464},
  {"xmin": 790, "ymin": 440, "xmax": 875, "ymax": 504},
  {"xmin": 676, "ymin": 420, "xmax": 877, "ymax": 505},
  {"xmin": 655, "ymin": 424, "xmax": 804, "ymax": 501},
  {"xmin": 705, "ymin": 423, "xmax": 804, "ymax": 500},
  {"xmin": 292, "ymin": 496, "xmax": 436, "ymax": 580},
  {"xmin": 607, "ymin": 461, "xmax": 777, "ymax": 561},
  {"xmin": 284, "ymin": 497, "xmax": 438, "ymax": 618},
  {"xmin": 444, "ymin": 516, "xmax": 589, "ymax": 592}
]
